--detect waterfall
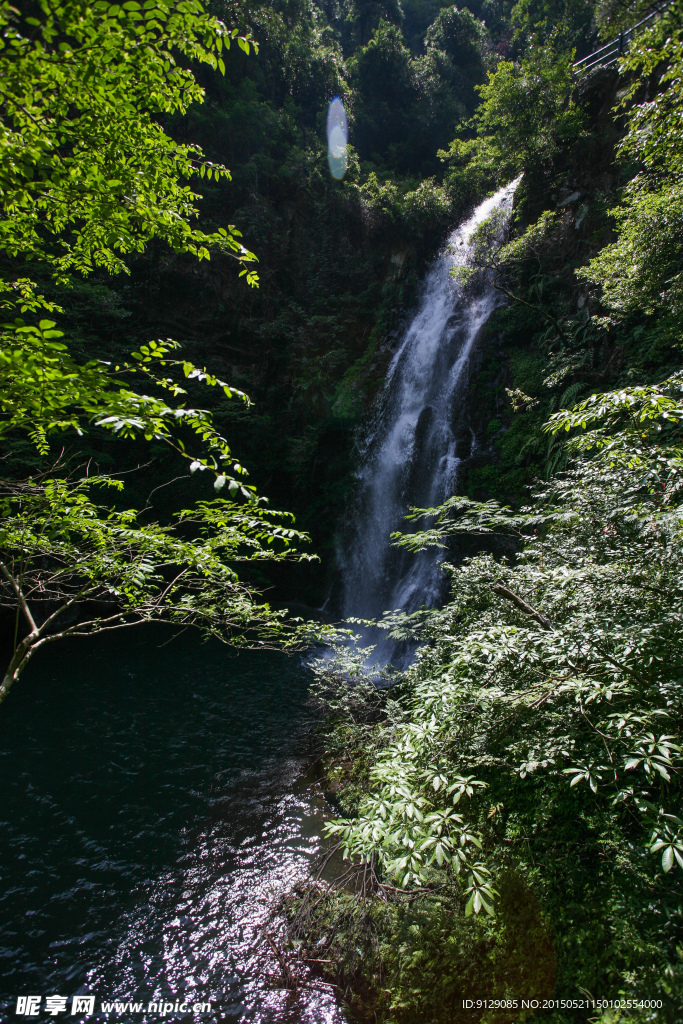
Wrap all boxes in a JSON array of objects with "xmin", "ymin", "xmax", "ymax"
[{"xmin": 340, "ymin": 180, "xmax": 520, "ymax": 651}]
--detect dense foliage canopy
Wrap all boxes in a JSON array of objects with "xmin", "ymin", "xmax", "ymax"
[
  {"xmin": 0, "ymin": 0, "xmax": 257, "ymax": 279},
  {"xmin": 0, "ymin": 0, "xmax": 323, "ymax": 701},
  {"xmin": 581, "ymin": 17, "xmax": 683, "ymax": 333}
]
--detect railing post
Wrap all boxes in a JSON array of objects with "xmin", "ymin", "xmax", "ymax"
[{"xmin": 573, "ymin": 2, "xmax": 671, "ymax": 76}]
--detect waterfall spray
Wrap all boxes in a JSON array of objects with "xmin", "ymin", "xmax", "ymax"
[{"xmin": 340, "ymin": 179, "xmax": 521, "ymax": 659}]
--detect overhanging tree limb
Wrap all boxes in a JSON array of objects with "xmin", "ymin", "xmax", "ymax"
[{"xmin": 490, "ymin": 582, "xmax": 553, "ymax": 629}]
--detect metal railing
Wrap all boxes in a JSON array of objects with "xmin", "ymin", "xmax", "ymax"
[{"xmin": 572, "ymin": 4, "xmax": 670, "ymax": 76}]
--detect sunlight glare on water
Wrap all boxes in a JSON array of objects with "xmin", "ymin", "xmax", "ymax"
[{"xmin": 0, "ymin": 631, "xmax": 345, "ymax": 1023}]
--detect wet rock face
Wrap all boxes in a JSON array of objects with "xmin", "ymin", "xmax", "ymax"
[
  {"xmin": 574, "ymin": 64, "xmax": 620, "ymax": 117},
  {"xmin": 452, "ymin": 421, "xmax": 475, "ymax": 462}
]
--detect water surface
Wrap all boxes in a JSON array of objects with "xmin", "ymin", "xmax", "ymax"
[{"xmin": 0, "ymin": 630, "xmax": 341, "ymax": 1022}]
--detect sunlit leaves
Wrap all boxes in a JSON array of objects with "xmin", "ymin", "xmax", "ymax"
[
  {"xmin": 440, "ymin": 46, "xmax": 584, "ymax": 181},
  {"xmin": 581, "ymin": 9, "xmax": 683, "ymax": 320},
  {"xmin": 0, "ymin": 323, "xmax": 254, "ymax": 486},
  {"xmin": 650, "ymin": 817, "xmax": 683, "ymax": 872},
  {"xmin": 319, "ymin": 374, "xmax": 683, "ymax": 914},
  {"xmin": 624, "ymin": 734, "xmax": 681, "ymax": 782},
  {"xmin": 0, "ymin": 476, "xmax": 327, "ymax": 697},
  {"xmin": 0, "ymin": 1, "xmax": 321, "ymax": 703},
  {"xmin": 0, "ymin": 0, "xmax": 258, "ymax": 282},
  {"xmin": 464, "ymin": 865, "xmax": 498, "ymax": 917}
]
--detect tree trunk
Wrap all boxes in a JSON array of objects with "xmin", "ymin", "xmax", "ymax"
[{"xmin": 0, "ymin": 637, "xmax": 35, "ymax": 706}]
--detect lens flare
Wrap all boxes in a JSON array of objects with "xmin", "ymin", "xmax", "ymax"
[{"xmin": 326, "ymin": 96, "xmax": 348, "ymax": 180}]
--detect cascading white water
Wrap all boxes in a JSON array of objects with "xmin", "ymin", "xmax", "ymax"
[{"xmin": 341, "ymin": 180, "xmax": 520, "ymax": 645}]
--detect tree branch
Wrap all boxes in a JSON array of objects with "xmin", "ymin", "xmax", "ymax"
[
  {"xmin": 490, "ymin": 582, "xmax": 552, "ymax": 629},
  {"xmin": 0, "ymin": 558, "xmax": 39, "ymax": 635},
  {"xmin": 492, "ymin": 269, "xmax": 567, "ymax": 343}
]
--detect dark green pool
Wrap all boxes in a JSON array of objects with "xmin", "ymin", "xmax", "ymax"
[{"xmin": 0, "ymin": 630, "xmax": 341, "ymax": 1023}]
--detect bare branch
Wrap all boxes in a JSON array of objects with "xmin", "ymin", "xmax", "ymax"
[
  {"xmin": 0, "ymin": 558, "xmax": 39, "ymax": 636},
  {"xmin": 490, "ymin": 582, "xmax": 552, "ymax": 629}
]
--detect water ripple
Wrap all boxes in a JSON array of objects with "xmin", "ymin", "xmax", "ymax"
[{"xmin": 0, "ymin": 631, "xmax": 342, "ymax": 1022}]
